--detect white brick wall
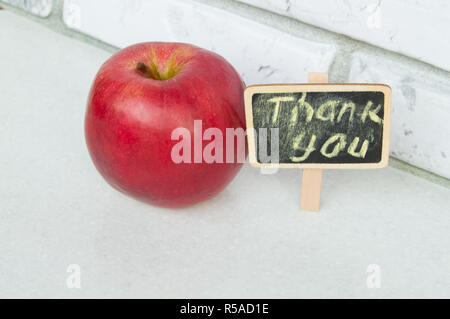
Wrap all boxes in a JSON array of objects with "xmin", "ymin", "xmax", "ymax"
[
  {"xmin": 62, "ymin": 0, "xmax": 336, "ymax": 85},
  {"xmin": 349, "ymin": 52, "xmax": 450, "ymax": 178},
  {"xmin": 2, "ymin": 0, "xmax": 450, "ymax": 179},
  {"xmin": 2, "ymin": 0, "xmax": 52, "ymax": 16},
  {"xmin": 238, "ymin": 0, "xmax": 450, "ymax": 72}
]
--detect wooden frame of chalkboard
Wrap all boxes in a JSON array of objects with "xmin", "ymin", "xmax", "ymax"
[{"xmin": 244, "ymin": 83, "xmax": 392, "ymax": 169}]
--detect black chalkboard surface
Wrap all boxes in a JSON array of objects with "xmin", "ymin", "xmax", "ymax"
[{"xmin": 244, "ymin": 84, "xmax": 391, "ymax": 169}]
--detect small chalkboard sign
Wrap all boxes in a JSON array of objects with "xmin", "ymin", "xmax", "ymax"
[
  {"xmin": 245, "ymin": 83, "xmax": 391, "ymax": 169},
  {"xmin": 244, "ymin": 73, "xmax": 391, "ymax": 211}
]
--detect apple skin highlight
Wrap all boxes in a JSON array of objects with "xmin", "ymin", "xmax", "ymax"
[{"xmin": 85, "ymin": 42, "xmax": 247, "ymax": 208}]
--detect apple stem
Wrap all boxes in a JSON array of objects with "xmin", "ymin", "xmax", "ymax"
[
  {"xmin": 137, "ymin": 62, "xmax": 150, "ymax": 74},
  {"xmin": 137, "ymin": 61, "xmax": 162, "ymax": 80}
]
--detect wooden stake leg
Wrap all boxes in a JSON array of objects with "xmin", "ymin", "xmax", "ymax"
[
  {"xmin": 300, "ymin": 72, "xmax": 328, "ymax": 211},
  {"xmin": 300, "ymin": 169, "xmax": 323, "ymax": 211}
]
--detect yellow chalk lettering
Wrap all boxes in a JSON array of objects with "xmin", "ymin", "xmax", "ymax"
[
  {"xmin": 297, "ymin": 92, "xmax": 314, "ymax": 123},
  {"xmin": 361, "ymin": 101, "xmax": 382, "ymax": 124},
  {"xmin": 316, "ymin": 100, "xmax": 338, "ymax": 123},
  {"xmin": 347, "ymin": 137, "xmax": 369, "ymax": 158},
  {"xmin": 290, "ymin": 106, "xmax": 298, "ymax": 127},
  {"xmin": 268, "ymin": 96, "xmax": 294, "ymax": 124},
  {"xmin": 290, "ymin": 133, "xmax": 316, "ymax": 162},
  {"xmin": 337, "ymin": 102, "xmax": 355, "ymax": 123},
  {"xmin": 289, "ymin": 93, "xmax": 314, "ymax": 127},
  {"xmin": 320, "ymin": 133, "xmax": 347, "ymax": 158}
]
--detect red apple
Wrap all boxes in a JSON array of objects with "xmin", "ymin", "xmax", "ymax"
[{"xmin": 85, "ymin": 42, "xmax": 246, "ymax": 208}]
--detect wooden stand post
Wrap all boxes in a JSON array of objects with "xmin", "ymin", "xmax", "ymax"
[{"xmin": 300, "ymin": 72, "xmax": 328, "ymax": 211}]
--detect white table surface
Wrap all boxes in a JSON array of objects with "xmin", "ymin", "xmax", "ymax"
[{"xmin": 1, "ymin": 11, "xmax": 449, "ymax": 298}]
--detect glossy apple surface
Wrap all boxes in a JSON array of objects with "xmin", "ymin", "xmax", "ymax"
[{"xmin": 85, "ymin": 42, "xmax": 246, "ymax": 208}]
